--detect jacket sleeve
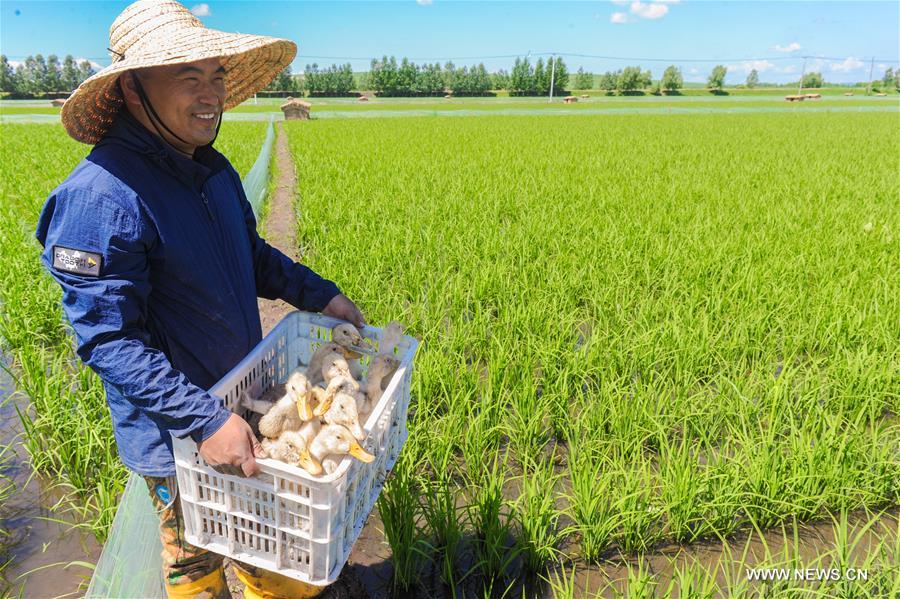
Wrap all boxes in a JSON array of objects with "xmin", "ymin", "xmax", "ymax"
[
  {"xmin": 235, "ymin": 170, "xmax": 341, "ymax": 311},
  {"xmin": 35, "ymin": 187, "xmax": 231, "ymax": 443}
]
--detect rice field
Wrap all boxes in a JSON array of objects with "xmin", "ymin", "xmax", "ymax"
[
  {"xmin": 0, "ymin": 121, "xmax": 269, "ymax": 591},
  {"xmin": 0, "ymin": 108, "xmax": 897, "ymax": 596},
  {"xmin": 285, "ymin": 112, "xmax": 899, "ymax": 595}
]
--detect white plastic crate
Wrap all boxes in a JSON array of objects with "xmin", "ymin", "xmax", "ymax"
[{"xmin": 171, "ymin": 311, "xmax": 419, "ymax": 586}]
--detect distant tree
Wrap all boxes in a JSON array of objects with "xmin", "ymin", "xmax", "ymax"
[
  {"xmin": 266, "ymin": 65, "xmax": 295, "ymax": 92},
  {"xmin": 707, "ymin": 64, "xmax": 727, "ymax": 91},
  {"xmin": 882, "ymin": 67, "xmax": 894, "ymax": 89},
  {"xmin": 661, "ymin": 65, "xmax": 682, "ymax": 92},
  {"xmin": 549, "ymin": 57, "xmax": 568, "ymax": 93},
  {"xmin": 397, "ymin": 58, "xmax": 418, "ymax": 95},
  {"xmin": 616, "ymin": 66, "xmax": 644, "ymax": 93},
  {"xmin": 417, "ymin": 63, "xmax": 444, "ymax": 95},
  {"xmin": 746, "ymin": 68, "xmax": 759, "ymax": 89},
  {"xmin": 533, "ymin": 58, "xmax": 548, "ymax": 94},
  {"xmin": 640, "ymin": 69, "xmax": 652, "ymax": 89},
  {"xmin": 45, "ymin": 54, "xmax": 62, "ymax": 91},
  {"xmin": 13, "ymin": 64, "xmax": 27, "ymax": 94},
  {"xmin": 598, "ymin": 71, "xmax": 617, "ymax": 92},
  {"xmin": 0, "ymin": 55, "xmax": 14, "ymax": 93},
  {"xmin": 77, "ymin": 59, "xmax": 94, "ymax": 84},
  {"xmin": 469, "ymin": 63, "xmax": 491, "ymax": 95},
  {"xmin": 490, "ymin": 69, "xmax": 509, "ymax": 90},
  {"xmin": 60, "ymin": 55, "xmax": 80, "ymax": 91},
  {"xmin": 574, "ymin": 67, "xmax": 593, "ymax": 90},
  {"xmin": 801, "ymin": 71, "xmax": 823, "ymax": 88},
  {"xmin": 370, "ymin": 56, "xmax": 399, "ymax": 95},
  {"xmin": 509, "ymin": 57, "xmax": 534, "ymax": 95}
]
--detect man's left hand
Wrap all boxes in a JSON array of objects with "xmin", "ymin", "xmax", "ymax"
[{"xmin": 322, "ymin": 293, "xmax": 366, "ymax": 329}]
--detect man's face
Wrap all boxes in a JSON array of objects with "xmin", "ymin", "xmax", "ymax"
[{"xmin": 123, "ymin": 57, "xmax": 226, "ymax": 155}]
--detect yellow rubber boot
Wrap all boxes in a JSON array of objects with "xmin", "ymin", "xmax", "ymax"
[
  {"xmin": 232, "ymin": 563, "xmax": 325, "ymax": 599},
  {"xmin": 164, "ymin": 568, "xmax": 230, "ymax": 599}
]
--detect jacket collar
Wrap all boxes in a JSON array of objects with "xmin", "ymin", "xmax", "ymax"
[{"xmin": 97, "ymin": 109, "xmax": 230, "ymax": 192}]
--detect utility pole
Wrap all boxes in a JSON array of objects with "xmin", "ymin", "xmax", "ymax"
[
  {"xmin": 797, "ymin": 56, "xmax": 807, "ymax": 96},
  {"xmin": 549, "ymin": 55, "xmax": 556, "ymax": 103},
  {"xmin": 866, "ymin": 57, "xmax": 875, "ymax": 95}
]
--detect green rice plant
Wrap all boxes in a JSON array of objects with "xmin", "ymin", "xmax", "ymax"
[
  {"xmin": 417, "ymin": 441, "xmax": 469, "ymax": 589},
  {"xmin": 464, "ymin": 453, "xmax": 519, "ymax": 586},
  {"xmin": 660, "ymin": 558, "xmax": 718, "ymax": 599},
  {"xmin": 565, "ymin": 435, "xmax": 617, "ymax": 563},
  {"xmin": 511, "ymin": 453, "xmax": 567, "ymax": 575},
  {"xmin": 614, "ymin": 559, "xmax": 656, "ymax": 599},
  {"xmin": 614, "ymin": 456, "xmax": 660, "ymax": 555},
  {"xmin": 377, "ymin": 454, "xmax": 426, "ymax": 594},
  {"xmin": 658, "ymin": 433, "xmax": 705, "ymax": 543}
]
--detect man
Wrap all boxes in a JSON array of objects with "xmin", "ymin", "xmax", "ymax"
[{"xmin": 35, "ymin": 1, "xmax": 360, "ymax": 597}]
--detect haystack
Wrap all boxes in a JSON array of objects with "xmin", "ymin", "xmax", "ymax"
[
  {"xmin": 784, "ymin": 95, "xmax": 805, "ymax": 102},
  {"xmin": 804, "ymin": 93, "xmax": 822, "ymax": 99},
  {"xmin": 563, "ymin": 96, "xmax": 578, "ymax": 104},
  {"xmin": 358, "ymin": 95, "xmax": 369, "ymax": 102},
  {"xmin": 444, "ymin": 94, "xmax": 452, "ymax": 99},
  {"xmin": 50, "ymin": 99, "xmax": 67, "ymax": 107},
  {"xmin": 844, "ymin": 92, "xmax": 854, "ymax": 96},
  {"xmin": 280, "ymin": 98, "xmax": 312, "ymax": 120},
  {"xmin": 580, "ymin": 94, "xmax": 589, "ymax": 99},
  {"xmin": 875, "ymin": 92, "xmax": 888, "ymax": 97}
]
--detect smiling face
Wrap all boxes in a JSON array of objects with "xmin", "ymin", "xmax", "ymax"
[{"xmin": 120, "ymin": 57, "xmax": 226, "ymax": 156}]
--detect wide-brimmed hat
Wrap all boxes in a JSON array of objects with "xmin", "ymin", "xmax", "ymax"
[{"xmin": 61, "ymin": 0, "xmax": 296, "ymax": 144}]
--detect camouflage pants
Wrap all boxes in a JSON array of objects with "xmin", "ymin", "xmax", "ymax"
[
  {"xmin": 145, "ymin": 475, "xmax": 229, "ymax": 594},
  {"xmin": 144, "ymin": 476, "xmax": 325, "ymax": 599}
]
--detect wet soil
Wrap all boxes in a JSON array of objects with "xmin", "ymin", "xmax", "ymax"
[{"xmin": 0, "ymin": 365, "xmax": 101, "ymax": 598}]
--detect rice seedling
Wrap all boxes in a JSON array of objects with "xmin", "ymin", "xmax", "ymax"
[
  {"xmin": 565, "ymin": 435, "xmax": 617, "ymax": 563},
  {"xmin": 377, "ymin": 453, "xmax": 426, "ymax": 594},
  {"xmin": 511, "ymin": 452, "xmax": 567, "ymax": 575}
]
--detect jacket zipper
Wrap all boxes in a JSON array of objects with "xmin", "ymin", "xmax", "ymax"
[{"xmin": 200, "ymin": 191, "xmax": 215, "ymax": 221}]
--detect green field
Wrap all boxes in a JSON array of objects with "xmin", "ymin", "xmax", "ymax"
[
  {"xmin": 0, "ymin": 110, "xmax": 898, "ymax": 596},
  {"xmin": 287, "ymin": 112, "xmax": 899, "ymax": 594}
]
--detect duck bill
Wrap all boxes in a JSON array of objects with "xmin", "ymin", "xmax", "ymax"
[
  {"xmin": 313, "ymin": 395, "xmax": 333, "ymax": 417},
  {"xmin": 348, "ymin": 343, "xmax": 377, "ymax": 356},
  {"xmin": 348, "ymin": 442, "xmax": 375, "ymax": 463},
  {"xmin": 300, "ymin": 449, "xmax": 323, "ymax": 476},
  {"xmin": 296, "ymin": 396, "xmax": 314, "ymax": 421}
]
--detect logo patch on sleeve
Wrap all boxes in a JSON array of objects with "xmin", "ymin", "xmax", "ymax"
[{"xmin": 52, "ymin": 246, "xmax": 102, "ymax": 276}]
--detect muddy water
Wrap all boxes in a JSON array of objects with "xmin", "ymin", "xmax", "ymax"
[
  {"xmin": 344, "ymin": 499, "xmax": 898, "ymax": 598},
  {"xmin": 0, "ymin": 365, "xmax": 101, "ymax": 598}
]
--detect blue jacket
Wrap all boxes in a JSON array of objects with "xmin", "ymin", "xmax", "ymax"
[{"xmin": 35, "ymin": 111, "xmax": 340, "ymax": 476}]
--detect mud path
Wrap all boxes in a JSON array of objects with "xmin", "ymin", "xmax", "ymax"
[{"xmin": 256, "ymin": 121, "xmax": 302, "ymax": 335}]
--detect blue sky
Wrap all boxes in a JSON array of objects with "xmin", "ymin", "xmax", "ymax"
[{"xmin": 2, "ymin": 1, "xmax": 898, "ymax": 83}]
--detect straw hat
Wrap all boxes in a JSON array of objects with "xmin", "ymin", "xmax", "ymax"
[{"xmin": 61, "ymin": 0, "xmax": 296, "ymax": 144}]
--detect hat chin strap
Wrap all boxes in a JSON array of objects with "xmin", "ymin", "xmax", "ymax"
[{"xmin": 132, "ymin": 73, "xmax": 222, "ymax": 152}]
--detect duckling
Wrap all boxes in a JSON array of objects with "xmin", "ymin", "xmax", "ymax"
[
  {"xmin": 365, "ymin": 354, "xmax": 401, "ymax": 406},
  {"xmin": 320, "ymin": 390, "xmax": 366, "ymax": 441},
  {"xmin": 312, "ymin": 373, "xmax": 358, "ymax": 417},
  {"xmin": 378, "ymin": 321, "xmax": 404, "ymax": 356},
  {"xmin": 253, "ymin": 372, "xmax": 313, "ymax": 439},
  {"xmin": 257, "ymin": 430, "xmax": 319, "ymax": 473},
  {"xmin": 306, "ymin": 323, "xmax": 373, "ymax": 384},
  {"xmin": 307, "ymin": 424, "xmax": 375, "ymax": 476},
  {"xmin": 321, "ymin": 352, "xmax": 361, "ymax": 390}
]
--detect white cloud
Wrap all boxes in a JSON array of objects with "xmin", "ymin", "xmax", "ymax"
[
  {"xmin": 75, "ymin": 57, "xmax": 105, "ymax": 70},
  {"xmin": 611, "ymin": 0, "xmax": 630, "ymax": 5},
  {"xmin": 9, "ymin": 60, "xmax": 22, "ymax": 69},
  {"xmin": 830, "ymin": 56, "xmax": 864, "ymax": 72},
  {"xmin": 630, "ymin": 1, "xmax": 668, "ymax": 19},
  {"xmin": 728, "ymin": 59, "xmax": 775, "ymax": 74},
  {"xmin": 611, "ymin": 11, "xmax": 632, "ymax": 23},
  {"xmin": 191, "ymin": 3, "xmax": 211, "ymax": 17},
  {"xmin": 772, "ymin": 42, "xmax": 802, "ymax": 53},
  {"xmin": 416, "ymin": 0, "xmax": 433, "ymax": 4},
  {"xmin": 689, "ymin": 67, "xmax": 699, "ymax": 75}
]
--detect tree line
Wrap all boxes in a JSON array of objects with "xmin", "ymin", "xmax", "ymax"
[{"xmin": 0, "ymin": 55, "xmax": 95, "ymax": 96}]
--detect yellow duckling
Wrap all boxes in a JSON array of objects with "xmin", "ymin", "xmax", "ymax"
[
  {"xmin": 365, "ymin": 354, "xmax": 400, "ymax": 406},
  {"xmin": 258, "ymin": 430, "xmax": 318, "ymax": 474},
  {"xmin": 307, "ymin": 424, "xmax": 375, "ymax": 476},
  {"xmin": 306, "ymin": 323, "xmax": 373, "ymax": 384},
  {"xmin": 248, "ymin": 371, "xmax": 313, "ymax": 439},
  {"xmin": 320, "ymin": 390, "xmax": 366, "ymax": 441},
  {"xmin": 312, "ymin": 373, "xmax": 358, "ymax": 417}
]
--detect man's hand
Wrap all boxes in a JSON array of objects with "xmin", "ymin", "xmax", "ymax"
[
  {"xmin": 322, "ymin": 293, "xmax": 366, "ymax": 329},
  {"xmin": 197, "ymin": 413, "xmax": 262, "ymax": 477}
]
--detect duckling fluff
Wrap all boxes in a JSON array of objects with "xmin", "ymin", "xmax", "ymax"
[
  {"xmin": 306, "ymin": 342, "xmax": 352, "ymax": 386},
  {"xmin": 253, "ymin": 371, "xmax": 312, "ymax": 439},
  {"xmin": 320, "ymin": 390, "xmax": 366, "ymax": 441},
  {"xmin": 308, "ymin": 424, "xmax": 375, "ymax": 475},
  {"xmin": 365, "ymin": 354, "xmax": 400, "ymax": 405},
  {"xmin": 258, "ymin": 430, "xmax": 317, "ymax": 474},
  {"xmin": 313, "ymin": 373, "xmax": 358, "ymax": 417}
]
